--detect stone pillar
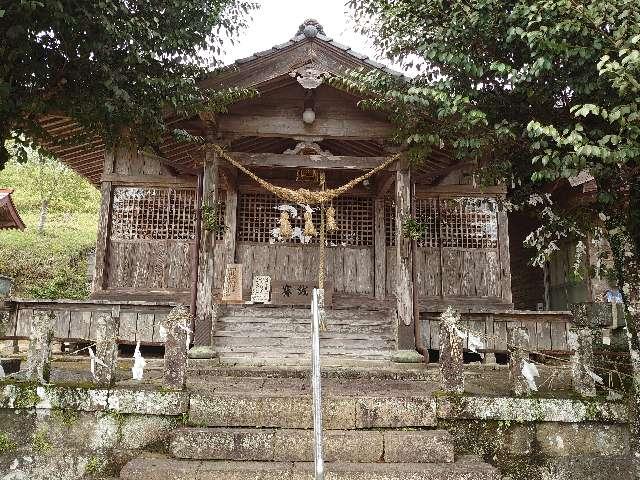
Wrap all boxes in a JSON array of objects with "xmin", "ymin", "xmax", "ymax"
[
  {"xmin": 439, "ymin": 308, "xmax": 464, "ymax": 394},
  {"xmin": 94, "ymin": 312, "xmax": 119, "ymax": 385},
  {"xmin": 568, "ymin": 327, "xmax": 597, "ymax": 397},
  {"xmin": 25, "ymin": 310, "xmax": 55, "ymax": 383},
  {"xmin": 164, "ymin": 305, "xmax": 190, "ymax": 389},
  {"xmin": 507, "ymin": 326, "xmax": 530, "ymax": 396}
]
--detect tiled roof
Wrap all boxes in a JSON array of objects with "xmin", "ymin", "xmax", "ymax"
[
  {"xmin": 228, "ymin": 19, "xmax": 406, "ymax": 79},
  {"xmin": 0, "ymin": 189, "xmax": 25, "ymax": 230}
]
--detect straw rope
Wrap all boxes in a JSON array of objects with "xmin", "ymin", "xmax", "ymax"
[{"xmin": 205, "ymin": 143, "xmax": 399, "ymax": 205}]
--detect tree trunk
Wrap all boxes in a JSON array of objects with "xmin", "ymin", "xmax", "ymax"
[{"xmin": 37, "ymin": 199, "xmax": 49, "ymax": 234}]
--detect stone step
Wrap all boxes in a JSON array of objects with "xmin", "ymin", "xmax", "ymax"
[
  {"xmin": 120, "ymin": 457, "xmax": 500, "ymax": 480},
  {"xmin": 170, "ymin": 427, "xmax": 454, "ymax": 463},
  {"xmin": 216, "ymin": 320, "xmax": 393, "ymax": 334},
  {"xmin": 212, "ymin": 333, "xmax": 395, "ymax": 349},
  {"xmin": 222, "ymin": 309, "xmax": 392, "ymax": 323},
  {"xmin": 188, "ymin": 391, "xmax": 436, "ymax": 429},
  {"xmin": 187, "ymin": 362, "xmax": 438, "ymax": 382}
]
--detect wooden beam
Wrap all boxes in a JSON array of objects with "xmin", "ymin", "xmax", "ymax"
[
  {"xmin": 100, "ymin": 174, "xmax": 196, "ymax": 187},
  {"xmin": 225, "ymin": 151, "xmax": 395, "ymax": 171},
  {"xmin": 194, "ymin": 148, "xmax": 220, "ymax": 347},
  {"xmin": 415, "ymin": 184, "xmax": 507, "ymax": 196},
  {"xmin": 395, "ymin": 159, "xmax": 414, "ymax": 328},
  {"xmin": 376, "ymin": 172, "xmax": 395, "ymax": 197},
  {"xmin": 374, "ymin": 198, "xmax": 386, "ymax": 300},
  {"xmin": 220, "ymin": 166, "xmax": 238, "ymax": 191},
  {"xmin": 217, "ymin": 114, "xmax": 392, "ymax": 140},
  {"xmin": 92, "ymin": 150, "xmax": 116, "ymax": 294}
]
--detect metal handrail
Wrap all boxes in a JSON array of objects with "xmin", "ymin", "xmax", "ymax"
[{"xmin": 311, "ymin": 288, "xmax": 325, "ymax": 480}]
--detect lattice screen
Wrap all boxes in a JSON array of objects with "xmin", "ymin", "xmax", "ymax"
[
  {"xmin": 111, "ymin": 187, "xmax": 225, "ymax": 241},
  {"xmin": 415, "ymin": 198, "xmax": 440, "ymax": 248},
  {"xmin": 440, "ymin": 197, "xmax": 498, "ymax": 248},
  {"xmin": 385, "ymin": 199, "xmax": 396, "ymax": 246},
  {"xmin": 384, "ymin": 196, "xmax": 498, "ymax": 249},
  {"xmin": 237, "ymin": 192, "xmax": 374, "ymax": 247}
]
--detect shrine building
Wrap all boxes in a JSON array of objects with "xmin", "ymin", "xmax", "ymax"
[{"xmin": 6, "ymin": 20, "xmax": 590, "ymax": 362}]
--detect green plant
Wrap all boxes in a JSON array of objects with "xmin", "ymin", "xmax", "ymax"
[
  {"xmin": 32, "ymin": 429, "xmax": 52, "ymax": 453},
  {"xmin": 0, "ymin": 432, "xmax": 17, "ymax": 454},
  {"xmin": 401, "ymin": 216, "xmax": 427, "ymax": 240},
  {"xmin": 202, "ymin": 203, "xmax": 226, "ymax": 234},
  {"xmin": 84, "ymin": 455, "xmax": 105, "ymax": 476},
  {"xmin": 52, "ymin": 409, "xmax": 78, "ymax": 427}
]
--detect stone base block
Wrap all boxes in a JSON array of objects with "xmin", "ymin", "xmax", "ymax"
[{"xmin": 120, "ymin": 458, "xmax": 501, "ymax": 480}]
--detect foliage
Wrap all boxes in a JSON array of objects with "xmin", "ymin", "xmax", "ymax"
[
  {"xmin": 401, "ymin": 216, "xmax": 427, "ymax": 240},
  {"xmin": 0, "ymin": 143, "xmax": 98, "ymax": 299},
  {"xmin": 0, "ymin": 212, "xmax": 96, "ymax": 299},
  {"xmin": 202, "ymin": 203, "xmax": 226, "ymax": 234},
  {"xmin": 0, "ymin": 0, "xmax": 256, "ymax": 167},
  {"xmin": 0, "ymin": 432, "xmax": 17, "ymax": 454},
  {"xmin": 0, "ymin": 145, "xmax": 99, "ymax": 215},
  {"xmin": 345, "ymin": 0, "xmax": 640, "ymax": 296},
  {"xmin": 347, "ymin": 0, "xmax": 640, "ymax": 458}
]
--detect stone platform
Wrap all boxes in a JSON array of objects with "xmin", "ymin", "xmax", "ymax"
[{"xmin": 0, "ymin": 361, "xmax": 633, "ymax": 480}]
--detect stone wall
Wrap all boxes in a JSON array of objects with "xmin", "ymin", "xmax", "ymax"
[
  {"xmin": 0, "ymin": 382, "xmax": 187, "ymax": 479},
  {"xmin": 0, "ymin": 381, "xmax": 633, "ymax": 480}
]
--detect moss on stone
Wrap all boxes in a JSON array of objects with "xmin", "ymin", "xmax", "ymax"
[
  {"xmin": 84, "ymin": 455, "xmax": 106, "ymax": 476},
  {"xmin": 52, "ymin": 408, "xmax": 79, "ymax": 427},
  {"xmin": 14, "ymin": 384, "xmax": 40, "ymax": 408},
  {"xmin": 32, "ymin": 428, "xmax": 52, "ymax": 453},
  {"xmin": 0, "ymin": 432, "xmax": 17, "ymax": 454}
]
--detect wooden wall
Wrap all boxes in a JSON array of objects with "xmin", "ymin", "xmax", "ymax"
[
  {"xmin": 94, "ymin": 145, "xmax": 198, "ymax": 298},
  {"xmin": 237, "ymin": 244, "xmax": 374, "ymax": 295}
]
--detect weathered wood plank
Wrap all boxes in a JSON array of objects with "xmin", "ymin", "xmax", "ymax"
[
  {"xmin": 224, "ymin": 152, "xmax": 393, "ymax": 171},
  {"xmin": 118, "ymin": 311, "xmax": 138, "ymax": 342},
  {"xmin": 374, "ymin": 198, "xmax": 386, "ymax": 300},
  {"xmin": 15, "ymin": 308, "xmax": 33, "ymax": 337},
  {"xmin": 497, "ymin": 210, "xmax": 512, "ymax": 303},
  {"xmin": 136, "ymin": 313, "xmax": 155, "ymax": 343},
  {"xmin": 395, "ymin": 162, "xmax": 413, "ymax": 327},
  {"xmin": 69, "ymin": 310, "xmax": 89, "ymax": 339}
]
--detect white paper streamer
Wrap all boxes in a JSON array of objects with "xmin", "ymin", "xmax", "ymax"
[
  {"xmin": 521, "ymin": 360, "xmax": 540, "ymax": 392},
  {"xmin": 585, "ymin": 367, "xmax": 604, "ymax": 385},
  {"xmin": 88, "ymin": 346, "xmax": 107, "ymax": 379},
  {"xmin": 131, "ymin": 341, "xmax": 146, "ymax": 380}
]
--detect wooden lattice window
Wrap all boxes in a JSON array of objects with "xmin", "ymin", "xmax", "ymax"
[
  {"xmin": 111, "ymin": 187, "xmax": 226, "ymax": 241},
  {"xmin": 440, "ymin": 197, "xmax": 498, "ymax": 248},
  {"xmin": 385, "ymin": 199, "xmax": 396, "ymax": 247},
  {"xmin": 385, "ymin": 196, "xmax": 498, "ymax": 249},
  {"xmin": 237, "ymin": 192, "xmax": 374, "ymax": 247}
]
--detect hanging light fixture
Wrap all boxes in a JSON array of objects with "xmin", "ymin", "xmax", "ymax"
[{"xmin": 302, "ymin": 90, "xmax": 316, "ymax": 124}]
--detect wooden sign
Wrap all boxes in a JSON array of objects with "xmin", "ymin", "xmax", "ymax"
[
  {"xmin": 250, "ymin": 275, "xmax": 271, "ymax": 304},
  {"xmin": 222, "ymin": 264, "xmax": 243, "ymax": 303},
  {"xmin": 271, "ymin": 281, "xmax": 333, "ymax": 307}
]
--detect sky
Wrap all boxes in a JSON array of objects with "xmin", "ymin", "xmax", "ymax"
[{"xmin": 219, "ymin": 0, "xmax": 398, "ymax": 69}]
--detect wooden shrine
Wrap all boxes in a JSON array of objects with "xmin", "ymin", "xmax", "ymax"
[{"xmin": 7, "ymin": 20, "xmax": 573, "ymax": 360}]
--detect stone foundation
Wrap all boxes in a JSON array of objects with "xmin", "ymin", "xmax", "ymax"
[{"xmin": 0, "ymin": 380, "xmax": 633, "ymax": 480}]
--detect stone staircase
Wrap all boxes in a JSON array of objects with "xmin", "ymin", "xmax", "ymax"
[
  {"xmin": 119, "ymin": 372, "xmax": 501, "ymax": 480},
  {"xmin": 212, "ymin": 306, "xmax": 396, "ymax": 364}
]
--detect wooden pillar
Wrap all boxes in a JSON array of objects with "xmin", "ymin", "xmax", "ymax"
[
  {"xmin": 194, "ymin": 148, "xmax": 220, "ymax": 347},
  {"xmin": 92, "ymin": 146, "xmax": 120, "ymax": 294},
  {"xmin": 395, "ymin": 160, "xmax": 414, "ymax": 330},
  {"xmin": 374, "ymin": 197, "xmax": 386, "ymax": 300},
  {"xmin": 223, "ymin": 170, "xmax": 238, "ymax": 267},
  {"xmin": 497, "ymin": 209, "xmax": 512, "ymax": 304}
]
